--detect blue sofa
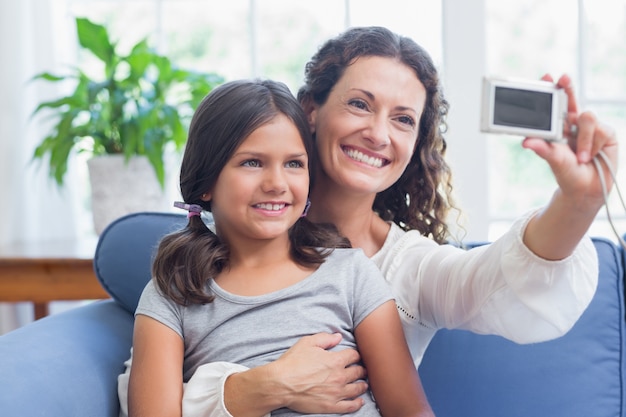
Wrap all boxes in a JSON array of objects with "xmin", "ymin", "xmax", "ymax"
[{"xmin": 0, "ymin": 212, "xmax": 624, "ymax": 417}]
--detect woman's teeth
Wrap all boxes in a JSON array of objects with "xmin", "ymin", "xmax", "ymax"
[{"xmin": 345, "ymin": 148, "xmax": 384, "ymax": 168}]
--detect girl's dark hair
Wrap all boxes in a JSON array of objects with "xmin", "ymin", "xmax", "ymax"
[
  {"xmin": 152, "ymin": 79, "xmax": 350, "ymax": 306},
  {"xmin": 297, "ymin": 26, "xmax": 455, "ymax": 244}
]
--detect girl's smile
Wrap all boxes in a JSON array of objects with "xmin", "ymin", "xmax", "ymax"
[{"xmin": 252, "ymin": 202, "xmax": 289, "ymax": 214}]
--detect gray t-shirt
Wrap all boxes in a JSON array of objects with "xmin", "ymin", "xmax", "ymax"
[{"xmin": 136, "ymin": 247, "xmax": 393, "ymax": 416}]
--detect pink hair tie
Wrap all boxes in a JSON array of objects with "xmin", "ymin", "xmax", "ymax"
[
  {"xmin": 301, "ymin": 199, "xmax": 311, "ymax": 218},
  {"xmin": 173, "ymin": 201, "xmax": 203, "ymax": 218}
]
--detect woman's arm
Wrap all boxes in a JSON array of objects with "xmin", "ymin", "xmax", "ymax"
[
  {"xmin": 522, "ymin": 74, "xmax": 618, "ymax": 260},
  {"xmin": 128, "ymin": 314, "xmax": 184, "ymax": 417},
  {"xmin": 355, "ymin": 300, "xmax": 434, "ymax": 417},
  {"xmin": 223, "ymin": 332, "xmax": 369, "ymax": 416}
]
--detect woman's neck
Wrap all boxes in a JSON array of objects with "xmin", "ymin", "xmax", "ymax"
[{"xmin": 308, "ymin": 179, "xmax": 389, "ymax": 257}]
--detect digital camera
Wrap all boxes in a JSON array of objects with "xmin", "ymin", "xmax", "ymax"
[{"xmin": 480, "ymin": 76, "xmax": 568, "ymax": 141}]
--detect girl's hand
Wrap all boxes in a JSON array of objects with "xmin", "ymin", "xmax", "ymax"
[{"xmin": 522, "ymin": 74, "xmax": 618, "ymax": 213}]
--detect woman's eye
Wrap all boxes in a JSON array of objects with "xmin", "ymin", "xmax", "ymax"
[
  {"xmin": 286, "ymin": 160, "xmax": 304, "ymax": 168},
  {"xmin": 397, "ymin": 115, "xmax": 416, "ymax": 127},
  {"xmin": 242, "ymin": 159, "xmax": 261, "ymax": 168},
  {"xmin": 348, "ymin": 98, "xmax": 368, "ymax": 110}
]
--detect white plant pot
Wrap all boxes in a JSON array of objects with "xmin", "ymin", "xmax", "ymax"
[{"xmin": 87, "ymin": 155, "xmax": 169, "ymax": 235}]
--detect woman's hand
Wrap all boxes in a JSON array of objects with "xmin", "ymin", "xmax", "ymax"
[
  {"xmin": 522, "ymin": 74, "xmax": 619, "ymax": 260},
  {"xmin": 275, "ymin": 333, "xmax": 369, "ymax": 413},
  {"xmin": 224, "ymin": 332, "xmax": 368, "ymax": 417},
  {"xmin": 523, "ymin": 74, "xmax": 618, "ymax": 210}
]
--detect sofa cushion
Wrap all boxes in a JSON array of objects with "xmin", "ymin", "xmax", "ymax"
[
  {"xmin": 93, "ymin": 212, "xmax": 188, "ymax": 313},
  {"xmin": 419, "ymin": 237, "xmax": 625, "ymax": 417}
]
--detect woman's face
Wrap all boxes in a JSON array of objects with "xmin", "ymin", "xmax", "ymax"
[{"xmin": 309, "ymin": 56, "xmax": 427, "ymax": 196}]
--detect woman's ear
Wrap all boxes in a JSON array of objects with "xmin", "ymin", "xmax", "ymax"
[
  {"xmin": 301, "ymin": 98, "xmax": 317, "ymax": 134},
  {"xmin": 201, "ymin": 192, "xmax": 211, "ymax": 202}
]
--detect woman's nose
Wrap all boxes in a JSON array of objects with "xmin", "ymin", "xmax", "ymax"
[{"xmin": 364, "ymin": 115, "xmax": 391, "ymax": 148}]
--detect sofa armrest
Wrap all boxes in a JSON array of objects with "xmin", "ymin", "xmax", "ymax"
[{"xmin": 0, "ymin": 300, "xmax": 133, "ymax": 417}]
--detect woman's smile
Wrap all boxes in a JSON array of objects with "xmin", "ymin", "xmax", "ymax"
[{"xmin": 342, "ymin": 145, "xmax": 389, "ymax": 168}]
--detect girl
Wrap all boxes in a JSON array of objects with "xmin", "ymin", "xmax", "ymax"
[{"xmin": 126, "ymin": 79, "xmax": 434, "ymax": 417}]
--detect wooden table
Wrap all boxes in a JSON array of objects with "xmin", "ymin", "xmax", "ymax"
[{"xmin": 0, "ymin": 238, "xmax": 110, "ymax": 319}]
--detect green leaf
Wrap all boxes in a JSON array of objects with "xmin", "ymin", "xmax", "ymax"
[
  {"xmin": 145, "ymin": 140, "xmax": 166, "ymax": 187},
  {"xmin": 76, "ymin": 17, "xmax": 116, "ymax": 66},
  {"xmin": 125, "ymin": 39, "xmax": 153, "ymax": 79},
  {"xmin": 120, "ymin": 118, "xmax": 141, "ymax": 156},
  {"xmin": 34, "ymin": 112, "xmax": 77, "ymax": 185},
  {"xmin": 32, "ymin": 96, "xmax": 74, "ymax": 113},
  {"xmin": 30, "ymin": 72, "xmax": 67, "ymax": 83}
]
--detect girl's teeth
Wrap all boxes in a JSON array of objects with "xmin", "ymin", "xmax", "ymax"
[
  {"xmin": 346, "ymin": 149, "xmax": 383, "ymax": 168},
  {"xmin": 257, "ymin": 203, "xmax": 285, "ymax": 211}
]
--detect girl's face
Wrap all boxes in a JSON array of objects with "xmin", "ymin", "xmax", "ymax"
[
  {"xmin": 308, "ymin": 56, "xmax": 427, "ymax": 196},
  {"xmin": 204, "ymin": 114, "xmax": 309, "ymax": 246}
]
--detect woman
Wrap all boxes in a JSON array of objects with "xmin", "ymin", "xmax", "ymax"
[{"xmin": 119, "ymin": 26, "xmax": 618, "ymax": 417}]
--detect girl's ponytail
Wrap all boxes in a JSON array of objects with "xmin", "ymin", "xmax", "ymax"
[{"xmin": 152, "ymin": 203, "xmax": 228, "ymax": 305}]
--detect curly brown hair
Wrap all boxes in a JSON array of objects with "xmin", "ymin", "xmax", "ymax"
[{"xmin": 297, "ymin": 26, "xmax": 455, "ymax": 244}]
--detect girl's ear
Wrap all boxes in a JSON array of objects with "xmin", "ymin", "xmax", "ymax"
[{"xmin": 201, "ymin": 192, "xmax": 211, "ymax": 202}]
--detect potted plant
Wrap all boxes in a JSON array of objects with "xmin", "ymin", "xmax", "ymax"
[{"xmin": 31, "ymin": 17, "xmax": 223, "ymax": 233}]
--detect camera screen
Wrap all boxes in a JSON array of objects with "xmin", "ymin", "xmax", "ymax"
[{"xmin": 493, "ymin": 86, "xmax": 553, "ymax": 131}]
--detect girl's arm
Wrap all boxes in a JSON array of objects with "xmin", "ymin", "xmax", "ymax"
[
  {"xmin": 355, "ymin": 300, "xmax": 435, "ymax": 417},
  {"xmin": 128, "ymin": 314, "xmax": 184, "ymax": 417}
]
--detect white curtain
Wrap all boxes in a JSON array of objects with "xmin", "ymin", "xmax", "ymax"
[{"xmin": 0, "ymin": 0, "xmax": 82, "ymax": 333}]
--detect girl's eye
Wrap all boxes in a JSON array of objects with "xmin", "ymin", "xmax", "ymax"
[
  {"xmin": 397, "ymin": 115, "xmax": 416, "ymax": 127},
  {"xmin": 348, "ymin": 98, "xmax": 368, "ymax": 110},
  {"xmin": 242, "ymin": 159, "xmax": 261, "ymax": 168},
  {"xmin": 286, "ymin": 160, "xmax": 305, "ymax": 169}
]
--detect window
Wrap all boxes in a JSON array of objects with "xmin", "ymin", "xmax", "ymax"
[
  {"xmin": 485, "ymin": 0, "xmax": 626, "ymax": 241},
  {"xmin": 67, "ymin": 0, "xmax": 442, "ymax": 93}
]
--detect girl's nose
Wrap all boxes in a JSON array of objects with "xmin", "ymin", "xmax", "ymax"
[{"xmin": 262, "ymin": 166, "xmax": 288, "ymax": 193}]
